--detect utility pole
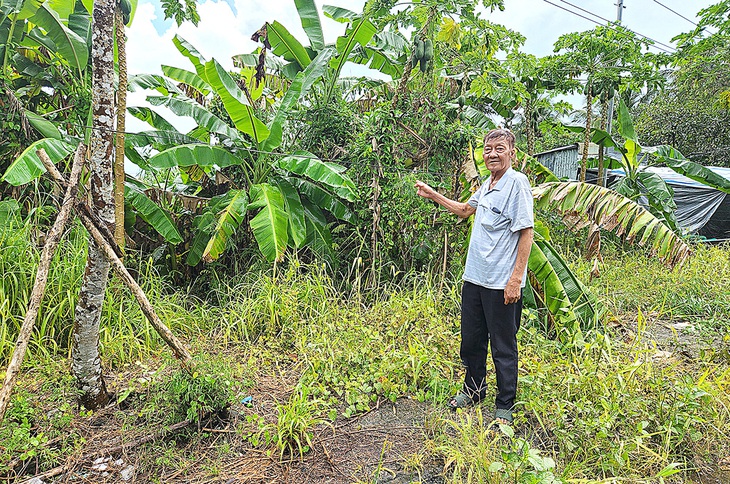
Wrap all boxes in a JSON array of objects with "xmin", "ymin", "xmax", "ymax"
[
  {"xmin": 601, "ymin": 0, "xmax": 624, "ymax": 186},
  {"xmin": 605, "ymin": 0, "xmax": 624, "ymax": 136}
]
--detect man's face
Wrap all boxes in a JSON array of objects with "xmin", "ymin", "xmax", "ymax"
[{"xmin": 483, "ymin": 137, "xmax": 514, "ymax": 178}]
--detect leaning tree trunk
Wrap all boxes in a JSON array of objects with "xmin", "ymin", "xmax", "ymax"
[
  {"xmin": 597, "ymin": 93, "xmax": 608, "ymax": 187},
  {"xmin": 72, "ymin": 0, "xmax": 116, "ymax": 410},
  {"xmin": 525, "ymin": 96, "xmax": 535, "ymax": 156},
  {"xmin": 113, "ymin": 8, "xmax": 127, "ymax": 247},
  {"xmin": 580, "ymin": 89, "xmax": 594, "ymax": 183}
]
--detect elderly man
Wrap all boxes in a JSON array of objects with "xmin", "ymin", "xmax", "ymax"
[{"xmin": 414, "ymin": 128, "xmax": 534, "ymax": 424}]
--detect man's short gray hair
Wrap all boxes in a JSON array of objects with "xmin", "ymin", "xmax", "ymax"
[{"xmin": 484, "ymin": 128, "xmax": 515, "ymax": 149}]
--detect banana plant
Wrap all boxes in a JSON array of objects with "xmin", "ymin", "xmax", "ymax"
[{"xmin": 126, "ymin": 36, "xmax": 357, "ymax": 264}]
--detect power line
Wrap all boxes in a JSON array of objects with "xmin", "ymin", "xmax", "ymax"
[
  {"xmin": 542, "ymin": 0, "xmax": 676, "ymax": 54},
  {"xmin": 651, "ymin": 0, "xmax": 698, "ymax": 27},
  {"xmin": 554, "ymin": 0, "xmax": 677, "ymax": 52}
]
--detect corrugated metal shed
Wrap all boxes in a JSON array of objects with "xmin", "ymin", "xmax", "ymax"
[{"xmin": 535, "ymin": 144, "xmax": 623, "ymax": 181}]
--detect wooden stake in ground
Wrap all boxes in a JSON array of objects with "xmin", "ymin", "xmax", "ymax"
[
  {"xmin": 37, "ymin": 149, "xmax": 194, "ymax": 370},
  {"xmin": 0, "ymin": 145, "xmax": 86, "ymax": 424}
]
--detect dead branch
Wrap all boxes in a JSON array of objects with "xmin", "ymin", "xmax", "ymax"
[
  {"xmin": 37, "ymin": 149, "xmax": 194, "ymax": 368},
  {"xmin": 0, "ymin": 144, "xmax": 86, "ymax": 424}
]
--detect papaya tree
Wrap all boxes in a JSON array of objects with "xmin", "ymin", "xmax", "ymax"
[{"xmin": 552, "ymin": 24, "xmax": 662, "ymax": 182}]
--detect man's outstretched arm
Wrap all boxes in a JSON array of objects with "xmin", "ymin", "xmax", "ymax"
[{"xmin": 415, "ymin": 181, "xmax": 476, "ymax": 218}]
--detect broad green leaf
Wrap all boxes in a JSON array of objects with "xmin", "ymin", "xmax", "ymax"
[
  {"xmin": 464, "ymin": 106, "xmax": 496, "ymax": 131},
  {"xmin": 534, "ymin": 234, "xmax": 603, "ymax": 328},
  {"xmin": 653, "ymin": 146, "xmax": 730, "ymax": 194},
  {"xmin": 127, "ymin": 106, "xmax": 178, "ymax": 132},
  {"xmin": 302, "ymin": 198, "xmax": 334, "ymax": 263},
  {"xmin": 273, "ymin": 178, "xmax": 307, "ymax": 248},
  {"xmin": 172, "ymin": 34, "xmax": 207, "ymax": 78},
  {"xmin": 126, "ymin": 130, "xmax": 201, "ymax": 149},
  {"xmin": 147, "ymin": 95, "xmax": 241, "ymax": 141},
  {"xmin": 125, "ymin": 185, "xmax": 183, "ymax": 244},
  {"xmin": 202, "ymin": 189, "xmax": 249, "ymax": 262},
  {"xmin": 528, "ymin": 239, "xmax": 580, "ymax": 337},
  {"xmin": 127, "ymin": 74, "xmax": 182, "ymax": 95},
  {"xmin": 46, "ymin": 0, "xmax": 74, "ymax": 21},
  {"xmin": 147, "ymin": 144, "xmax": 245, "ymax": 169},
  {"xmin": 287, "ymin": 177, "xmax": 356, "ymax": 223},
  {"xmin": 533, "ymin": 182, "xmax": 691, "ymax": 268},
  {"xmin": 277, "ymin": 151, "xmax": 356, "ymax": 202},
  {"xmin": 249, "ymin": 183, "xmax": 288, "ymax": 262},
  {"xmin": 332, "ymin": 17, "xmax": 376, "ymax": 63},
  {"xmin": 203, "ymin": 59, "xmax": 269, "ymax": 143},
  {"xmin": 186, "ymin": 212, "xmax": 215, "ymax": 266},
  {"xmin": 1, "ymin": 138, "xmax": 73, "ymax": 185},
  {"xmin": 268, "ymin": 20, "xmax": 311, "ymax": 71},
  {"xmin": 294, "ymin": 0, "xmax": 324, "ymax": 50},
  {"xmin": 637, "ymin": 170, "xmax": 676, "ymax": 227},
  {"xmin": 68, "ymin": 11, "xmax": 91, "ymax": 48},
  {"xmin": 261, "ymin": 47, "xmax": 335, "ymax": 152},
  {"xmin": 322, "ymin": 5, "xmax": 357, "ymax": 22},
  {"xmin": 161, "ymin": 65, "xmax": 210, "ymax": 96},
  {"xmin": 24, "ymin": 110, "xmax": 61, "ymax": 139},
  {"xmin": 563, "ymin": 125, "xmax": 620, "ymax": 150},
  {"xmin": 240, "ymin": 67, "xmax": 264, "ymax": 101},
  {"xmin": 350, "ymin": 45, "xmax": 402, "ymax": 78},
  {"xmin": 31, "ymin": 4, "xmax": 88, "ymax": 74},
  {"xmin": 617, "ymin": 99, "xmax": 637, "ymax": 143}
]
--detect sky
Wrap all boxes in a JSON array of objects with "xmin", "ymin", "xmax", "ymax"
[{"xmin": 122, "ymin": 0, "xmax": 716, "ymax": 146}]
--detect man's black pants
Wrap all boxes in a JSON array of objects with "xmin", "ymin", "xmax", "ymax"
[{"xmin": 460, "ymin": 281, "xmax": 522, "ymax": 410}]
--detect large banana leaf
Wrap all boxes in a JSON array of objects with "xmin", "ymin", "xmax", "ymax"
[
  {"xmin": 1, "ymin": 138, "xmax": 74, "ymax": 185},
  {"xmin": 330, "ymin": 17, "xmax": 376, "ymax": 73},
  {"xmin": 147, "ymin": 95, "xmax": 240, "ymax": 141},
  {"xmin": 24, "ymin": 110, "xmax": 61, "ymax": 139},
  {"xmin": 127, "ymin": 106, "xmax": 179, "ymax": 132},
  {"xmin": 533, "ymin": 182, "xmax": 691, "ymax": 268},
  {"xmin": 147, "ymin": 144, "xmax": 246, "ymax": 170},
  {"xmin": 261, "ymin": 47, "xmax": 335, "ymax": 152},
  {"xmin": 202, "ymin": 189, "xmax": 249, "ymax": 263},
  {"xmin": 125, "ymin": 184, "xmax": 183, "ymax": 244},
  {"xmin": 322, "ymin": 5, "xmax": 357, "ymax": 22},
  {"xmin": 161, "ymin": 65, "xmax": 210, "ymax": 96},
  {"xmin": 30, "ymin": 4, "xmax": 87, "ymax": 74},
  {"xmin": 172, "ymin": 34, "xmax": 207, "ymax": 78},
  {"xmin": 276, "ymin": 151, "xmax": 356, "ymax": 202},
  {"xmin": 249, "ymin": 183, "xmax": 288, "ymax": 262},
  {"xmin": 464, "ymin": 106, "xmax": 497, "ymax": 131},
  {"xmin": 637, "ymin": 170, "xmax": 677, "ymax": 228},
  {"xmin": 652, "ymin": 145, "xmax": 730, "ymax": 194},
  {"xmin": 302, "ymin": 198, "xmax": 334, "ymax": 263},
  {"xmin": 527, "ymin": 238, "xmax": 580, "ymax": 336},
  {"xmin": 294, "ymin": 0, "xmax": 324, "ymax": 51},
  {"xmin": 126, "ymin": 130, "xmax": 201, "ymax": 149},
  {"xmin": 127, "ymin": 74, "xmax": 182, "ymax": 95},
  {"xmin": 273, "ymin": 178, "xmax": 307, "ymax": 248},
  {"xmin": 350, "ymin": 45, "xmax": 403, "ymax": 78},
  {"xmin": 267, "ymin": 20, "xmax": 311, "ymax": 72},
  {"xmin": 532, "ymin": 233, "xmax": 602, "ymax": 328},
  {"xmin": 203, "ymin": 59, "xmax": 269, "ymax": 143},
  {"xmin": 186, "ymin": 212, "xmax": 215, "ymax": 266},
  {"xmin": 287, "ymin": 177, "xmax": 356, "ymax": 223}
]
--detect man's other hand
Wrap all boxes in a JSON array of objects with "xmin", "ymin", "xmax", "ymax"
[
  {"xmin": 415, "ymin": 180, "xmax": 436, "ymax": 199},
  {"xmin": 504, "ymin": 279, "xmax": 521, "ymax": 305}
]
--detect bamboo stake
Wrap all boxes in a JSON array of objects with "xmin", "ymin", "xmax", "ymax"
[
  {"xmin": 0, "ymin": 145, "xmax": 86, "ymax": 424},
  {"xmin": 37, "ymin": 149, "xmax": 194, "ymax": 369}
]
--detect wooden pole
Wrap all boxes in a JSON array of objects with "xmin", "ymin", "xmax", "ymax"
[
  {"xmin": 0, "ymin": 145, "xmax": 86, "ymax": 423},
  {"xmin": 37, "ymin": 149, "xmax": 194, "ymax": 369}
]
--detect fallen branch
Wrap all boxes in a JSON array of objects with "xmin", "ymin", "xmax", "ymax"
[
  {"xmin": 37, "ymin": 149, "xmax": 193, "ymax": 368},
  {"xmin": 19, "ymin": 419, "xmax": 194, "ymax": 484},
  {"xmin": 0, "ymin": 144, "xmax": 86, "ymax": 424}
]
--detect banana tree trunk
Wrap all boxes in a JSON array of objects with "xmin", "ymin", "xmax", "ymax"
[
  {"xmin": 72, "ymin": 0, "xmax": 116, "ymax": 410},
  {"xmin": 597, "ymin": 93, "xmax": 608, "ymax": 187},
  {"xmin": 580, "ymin": 89, "xmax": 593, "ymax": 183},
  {"xmin": 525, "ymin": 96, "xmax": 535, "ymax": 156},
  {"xmin": 114, "ymin": 8, "xmax": 127, "ymax": 247}
]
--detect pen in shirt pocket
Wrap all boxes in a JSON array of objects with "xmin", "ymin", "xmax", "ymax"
[{"xmin": 491, "ymin": 207, "xmax": 502, "ymax": 214}]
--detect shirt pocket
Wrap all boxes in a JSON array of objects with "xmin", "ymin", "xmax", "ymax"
[{"xmin": 479, "ymin": 200, "xmax": 511, "ymax": 231}]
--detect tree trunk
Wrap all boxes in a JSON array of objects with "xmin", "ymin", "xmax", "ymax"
[
  {"xmin": 114, "ymin": 9, "xmax": 127, "ymax": 247},
  {"xmin": 525, "ymin": 96, "xmax": 535, "ymax": 156},
  {"xmin": 72, "ymin": 0, "xmax": 116, "ymax": 410},
  {"xmin": 580, "ymin": 89, "xmax": 594, "ymax": 182},
  {"xmin": 597, "ymin": 93, "xmax": 608, "ymax": 187}
]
